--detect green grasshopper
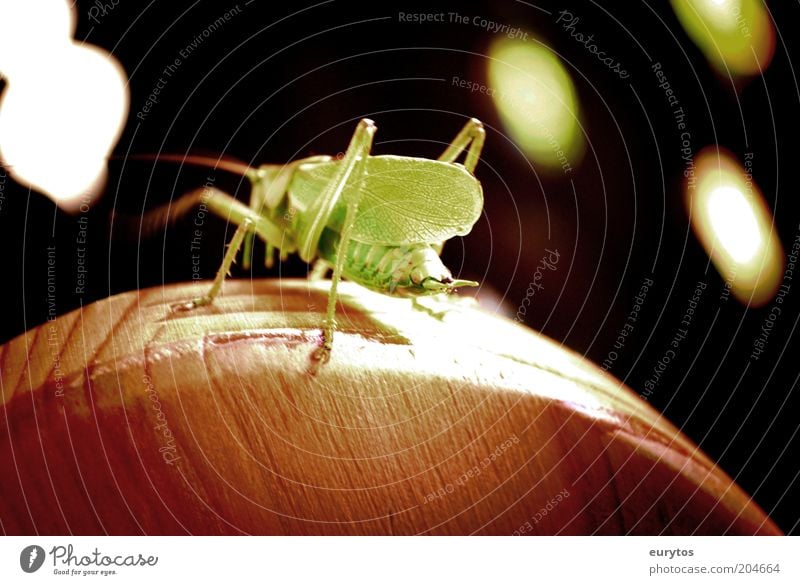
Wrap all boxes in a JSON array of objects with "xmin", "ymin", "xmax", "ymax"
[{"xmin": 144, "ymin": 117, "xmax": 485, "ymax": 361}]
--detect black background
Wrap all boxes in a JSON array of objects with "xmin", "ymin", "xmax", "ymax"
[{"xmin": 0, "ymin": 0, "xmax": 797, "ymax": 533}]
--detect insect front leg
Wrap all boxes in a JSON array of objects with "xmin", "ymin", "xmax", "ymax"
[
  {"xmin": 180, "ymin": 217, "xmax": 254, "ymax": 310},
  {"xmin": 241, "ymin": 177, "xmax": 283, "ymax": 271},
  {"xmin": 437, "ymin": 118, "xmax": 485, "ymax": 174},
  {"xmin": 243, "ymin": 162, "xmax": 304, "ymax": 270},
  {"xmin": 169, "ymin": 188, "xmax": 293, "ymax": 310},
  {"xmin": 242, "ymin": 155, "xmax": 334, "ymax": 271},
  {"xmin": 241, "ymin": 186, "xmax": 262, "ymax": 271},
  {"xmin": 303, "ymin": 118, "xmax": 377, "ymax": 361}
]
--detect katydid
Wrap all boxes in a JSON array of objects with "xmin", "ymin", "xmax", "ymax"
[{"xmin": 136, "ymin": 117, "xmax": 486, "ymax": 361}]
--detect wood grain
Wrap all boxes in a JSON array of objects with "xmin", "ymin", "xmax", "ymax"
[{"xmin": 0, "ymin": 279, "xmax": 781, "ymax": 535}]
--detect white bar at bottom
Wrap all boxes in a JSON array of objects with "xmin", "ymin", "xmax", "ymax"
[{"xmin": 0, "ymin": 536, "xmax": 796, "ymax": 584}]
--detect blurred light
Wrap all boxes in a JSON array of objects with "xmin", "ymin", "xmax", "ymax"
[
  {"xmin": 688, "ymin": 148, "xmax": 783, "ymax": 306},
  {"xmin": 0, "ymin": 0, "xmax": 76, "ymax": 79},
  {"xmin": 0, "ymin": 45, "xmax": 129, "ymax": 211},
  {"xmin": 670, "ymin": 0, "xmax": 775, "ymax": 77},
  {"xmin": 488, "ymin": 37, "xmax": 583, "ymax": 171},
  {"xmin": 706, "ymin": 186, "xmax": 760, "ymax": 263},
  {"xmin": 0, "ymin": 0, "xmax": 128, "ymax": 211}
]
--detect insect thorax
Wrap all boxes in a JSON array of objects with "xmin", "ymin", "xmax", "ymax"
[{"xmin": 317, "ymin": 231, "xmax": 454, "ymax": 296}]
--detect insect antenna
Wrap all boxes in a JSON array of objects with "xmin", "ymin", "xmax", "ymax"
[
  {"xmin": 110, "ymin": 187, "xmax": 212, "ymax": 242},
  {"xmin": 114, "ymin": 153, "xmax": 256, "ymax": 178},
  {"xmin": 109, "ymin": 152, "xmax": 258, "ymax": 242}
]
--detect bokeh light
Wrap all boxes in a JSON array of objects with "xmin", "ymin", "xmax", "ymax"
[
  {"xmin": 0, "ymin": 0, "xmax": 76, "ymax": 79},
  {"xmin": 488, "ymin": 36, "xmax": 583, "ymax": 172},
  {"xmin": 670, "ymin": 0, "xmax": 775, "ymax": 77},
  {"xmin": 0, "ymin": 0, "xmax": 129, "ymax": 212},
  {"xmin": 687, "ymin": 147, "xmax": 783, "ymax": 306}
]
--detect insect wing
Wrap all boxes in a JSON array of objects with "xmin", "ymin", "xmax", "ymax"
[{"xmin": 348, "ymin": 156, "xmax": 483, "ymax": 246}]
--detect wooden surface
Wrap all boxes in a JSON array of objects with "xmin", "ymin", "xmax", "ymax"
[{"xmin": 0, "ymin": 279, "xmax": 781, "ymax": 535}]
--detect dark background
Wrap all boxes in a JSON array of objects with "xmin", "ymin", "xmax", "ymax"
[{"xmin": 1, "ymin": 0, "xmax": 797, "ymax": 533}]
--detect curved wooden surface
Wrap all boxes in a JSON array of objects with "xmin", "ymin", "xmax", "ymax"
[{"xmin": 0, "ymin": 279, "xmax": 781, "ymax": 535}]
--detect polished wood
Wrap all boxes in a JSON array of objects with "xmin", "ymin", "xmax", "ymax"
[{"xmin": 0, "ymin": 280, "xmax": 780, "ymax": 534}]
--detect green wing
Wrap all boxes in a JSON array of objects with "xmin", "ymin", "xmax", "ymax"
[
  {"xmin": 350, "ymin": 155, "xmax": 483, "ymax": 245},
  {"xmin": 292, "ymin": 155, "xmax": 483, "ymax": 246}
]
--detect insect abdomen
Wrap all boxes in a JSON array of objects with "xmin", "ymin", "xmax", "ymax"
[{"xmin": 317, "ymin": 230, "xmax": 451, "ymax": 296}]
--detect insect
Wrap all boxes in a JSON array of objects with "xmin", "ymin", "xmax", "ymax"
[{"xmin": 139, "ymin": 117, "xmax": 486, "ymax": 361}]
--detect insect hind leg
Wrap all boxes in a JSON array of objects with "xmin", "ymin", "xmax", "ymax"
[
  {"xmin": 309, "ymin": 119, "xmax": 377, "ymax": 361},
  {"xmin": 437, "ymin": 118, "xmax": 485, "ymax": 174}
]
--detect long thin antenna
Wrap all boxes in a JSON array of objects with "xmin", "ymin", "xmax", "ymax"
[{"xmin": 119, "ymin": 153, "xmax": 255, "ymax": 177}]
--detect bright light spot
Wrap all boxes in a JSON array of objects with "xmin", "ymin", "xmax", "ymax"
[
  {"xmin": 0, "ymin": 0, "xmax": 76, "ymax": 79},
  {"xmin": 706, "ymin": 186, "xmax": 760, "ymax": 263},
  {"xmin": 0, "ymin": 45, "xmax": 129, "ymax": 210},
  {"xmin": 703, "ymin": 0, "xmax": 740, "ymax": 30},
  {"xmin": 488, "ymin": 37, "xmax": 583, "ymax": 171},
  {"xmin": 688, "ymin": 148, "xmax": 783, "ymax": 306},
  {"xmin": 0, "ymin": 0, "xmax": 129, "ymax": 211},
  {"xmin": 670, "ymin": 0, "xmax": 774, "ymax": 77}
]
